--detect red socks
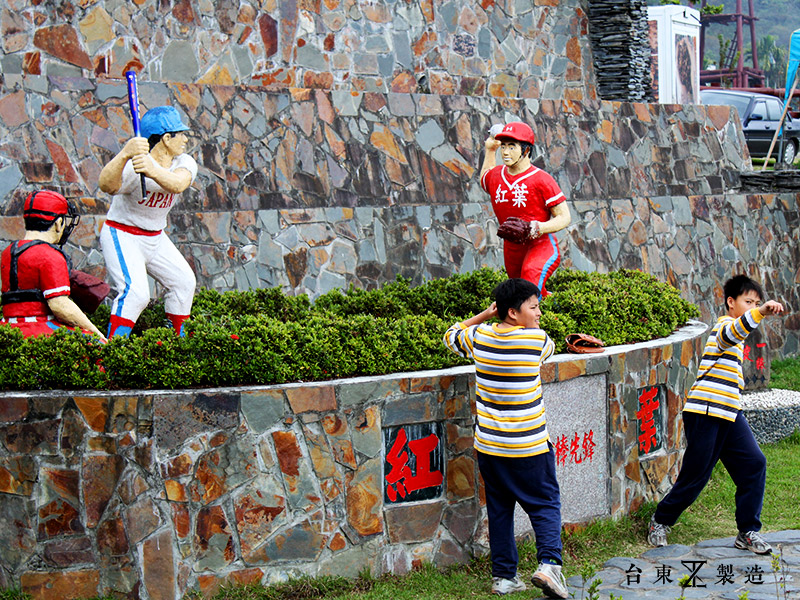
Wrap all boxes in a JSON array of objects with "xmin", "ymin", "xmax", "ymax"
[{"xmin": 166, "ymin": 313, "xmax": 190, "ymax": 337}]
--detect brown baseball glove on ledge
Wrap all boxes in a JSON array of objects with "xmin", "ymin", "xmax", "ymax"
[{"xmin": 565, "ymin": 333, "xmax": 605, "ymax": 354}]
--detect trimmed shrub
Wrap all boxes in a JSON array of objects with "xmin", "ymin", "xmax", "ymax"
[
  {"xmin": 0, "ymin": 328, "xmax": 107, "ymax": 390},
  {"xmin": 0, "ymin": 268, "xmax": 697, "ymax": 391},
  {"xmin": 543, "ymin": 269, "xmax": 699, "ymax": 347}
]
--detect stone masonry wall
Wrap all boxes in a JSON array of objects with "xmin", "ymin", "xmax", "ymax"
[
  {"xmin": 0, "ymin": 324, "xmax": 705, "ymax": 600},
  {"xmin": 2, "ymin": 74, "xmax": 799, "ymax": 355},
  {"xmin": 0, "ymin": 0, "xmax": 596, "ymax": 101}
]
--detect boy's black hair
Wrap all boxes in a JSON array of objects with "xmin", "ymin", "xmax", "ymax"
[
  {"xmin": 493, "ymin": 278, "xmax": 540, "ymax": 320},
  {"xmin": 723, "ymin": 274, "xmax": 763, "ymax": 309}
]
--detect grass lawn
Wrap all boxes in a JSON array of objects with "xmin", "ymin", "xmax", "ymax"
[
  {"xmin": 751, "ymin": 155, "xmax": 800, "ymax": 170},
  {"xmin": 768, "ymin": 357, "xmax": 800, "ymax": 391},
  {"xmin": 3, "ymin": 362, "xmax": 800, "ymax": 600}
]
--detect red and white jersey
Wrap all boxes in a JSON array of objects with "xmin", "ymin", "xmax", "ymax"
[
  {"xmin": 480, "ymin": 164, "xmax": 565, "ymax": 224},
  {"xmin": 106, "ymin": 153, "xmax": 197, "ymax": 232},
  {"xmin": 1, "ymin": 241, "xmax": 70, "ymax": 318}
]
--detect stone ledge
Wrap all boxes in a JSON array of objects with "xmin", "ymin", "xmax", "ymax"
[
  {"xmin": 743, "ymin": 405, "xmax": 800, "ymax": 443},
  {"xmin": 739, "ymin": 170, "xmax": 800, "ymax": 192}
]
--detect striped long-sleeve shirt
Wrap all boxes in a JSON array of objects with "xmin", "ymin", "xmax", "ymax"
[
  {"xmin": 683, "ymin": 308, "xmax": 764, "ymax": 421},
  {"xmin": 443, "ymin": 321, "xmax": 555, "ymax": 457}
]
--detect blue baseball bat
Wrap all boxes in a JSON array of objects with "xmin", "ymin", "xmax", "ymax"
[{"xmin": 125, "ymin": 70, "xmax": 148, "ymax": 202}]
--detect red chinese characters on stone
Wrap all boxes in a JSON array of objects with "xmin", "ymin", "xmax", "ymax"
[
  {"xmin": 755, "ymin": 343, "xmax": 766, "ymax": 371},
  {"xmin": 554, "ymin": 430, "xmax": 596, "ymax": 467},
  {"xmin": 384, "ymin": 428, "xmax": 443, "ymax": 502},
  {"xmin": 636, "ymin": 387, "xmax": 659, "ymax": 454}
]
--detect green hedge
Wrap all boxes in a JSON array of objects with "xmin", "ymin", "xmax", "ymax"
[{"xmin": 0, "ymin": 268, "xmax": 698, "ymax": 391}]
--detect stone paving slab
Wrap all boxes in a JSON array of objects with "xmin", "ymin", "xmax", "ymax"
[{"xmin": 556, "ymin": 530, "xmax": 800, "ymax": 600}]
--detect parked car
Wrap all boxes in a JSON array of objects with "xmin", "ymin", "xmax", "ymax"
[{"xmin": 699, "ymin": 88, "xmax": 800, "ymax": 164}]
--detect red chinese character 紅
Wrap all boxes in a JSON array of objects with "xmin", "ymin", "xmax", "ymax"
[{"xmin": 385, "ymin": 428, "xmax": 443, "ymax": 502}]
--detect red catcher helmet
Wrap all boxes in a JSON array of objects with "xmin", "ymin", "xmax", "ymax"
[
  {"xmin": 494, "ymin": 121, "xmax": 536, "ymax": 145},
  {"xmin": 23, "ymin": 190, "xmax": 80, "ymax": 245},
  {"xmin": 23, "ymin": 190, "xmax": 72, "ymax": 221}
]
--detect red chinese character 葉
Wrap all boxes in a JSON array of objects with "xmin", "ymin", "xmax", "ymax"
[{"xmin": 636, "ymin": 387, "xmax": 660, "ymax": 454}]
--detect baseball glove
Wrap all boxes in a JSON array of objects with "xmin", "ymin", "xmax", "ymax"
[
  {"xmin": 565, "ymin": 333, "xmax": 605, "ymax": 354},
  {"xmin": 70, "ymin": 270, "xmax": 111, "ymax": 314},
  {"xmin": 497, "ymin": 217, "xmax": 531, "ymax": 244}
]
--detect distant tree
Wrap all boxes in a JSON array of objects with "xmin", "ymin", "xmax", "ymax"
[
  {"xmin": 746, "ymin": 35, "xmax": 788, "ymax": 87},
  {"xmin": 701, "ymin": 3, "xmax": 724, "ymax": 14}
]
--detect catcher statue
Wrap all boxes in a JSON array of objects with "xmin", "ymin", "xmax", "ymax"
[
  {"xmin": 480, "ymin": 122, "xmax": 571, "ymax": 296},
  {"xmin": 0, "ymin": 190, "xmax": 107, "ymax": 341}
]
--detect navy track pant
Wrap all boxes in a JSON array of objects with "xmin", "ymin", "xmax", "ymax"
[
  {"xmin": 477, "ymin": 447, "xmax": 563, "ymax": 578},
  {"xmin": 654, "ymin": 411, "xmax": 766, "ymax": 532}
]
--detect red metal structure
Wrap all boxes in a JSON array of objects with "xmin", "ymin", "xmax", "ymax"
[{"xmin": 699, "ymin": 0, "xmax": 765, "ymax": 87}]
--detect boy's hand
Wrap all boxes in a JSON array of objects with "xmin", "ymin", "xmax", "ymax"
[
  {"xmin": 123, "ymin": 137, "xmax": 149, "ymax": 160},
  {"xmin": 459, "ymin": 302, "xmax": 497, "ymax": 328},
  {"xmin": 485, "ymin": 137, "xmax": 501, "ymax": 153},
  {"xmin": 758, "ymin": 300, "xmax": 784, "ymax": 317},
  {"xmin": 131, "ymin": 153, "xmax": 158, "ymax": 176}
]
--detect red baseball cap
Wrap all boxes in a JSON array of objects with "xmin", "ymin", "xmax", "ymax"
[
  {"xmin": 494, "ymin": 122, "xmax": 536, "ymax": 145},
  {"xmin": 23, "ymin": 190, "xmax": 71, "ymax": 221}
]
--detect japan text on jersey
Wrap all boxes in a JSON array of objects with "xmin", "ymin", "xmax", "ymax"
[{"xmin": 138, "ymin": 191, "xmax": 176, "ymax": 209}]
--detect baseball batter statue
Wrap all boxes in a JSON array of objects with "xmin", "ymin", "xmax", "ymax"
[
  {"xmin": 480, "ymin": 122, "xmax": 571, "ymax": 296},
  {"xmin": 1, "ymin": 190, "xmax": 107, "ymax": 341},
  {"xmin": 98, "ymin": 106, "xmax": 197, "ymax": 338}
]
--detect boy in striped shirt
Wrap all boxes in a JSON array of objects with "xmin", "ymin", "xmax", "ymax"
[
  {"xmin": 648, "ymin": 275, "xmax": 784, "ymax": 554},
  {"xmin": 443, "ymin": 278, "xmax": 567, "ymax": 598}
]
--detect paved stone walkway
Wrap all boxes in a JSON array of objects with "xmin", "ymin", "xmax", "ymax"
[{"xmin": 562, "ymin": 530, "xmax": 800, "ymax": 600}]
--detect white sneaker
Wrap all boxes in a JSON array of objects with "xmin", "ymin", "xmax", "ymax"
[
  {"xmin": 647, "ymin": 515, "xmax": 670, "ymax": 547},
  {"xmin": 735, "ymin": 530, "xmax": 773, "ymax": 555},
  {"xmin": 491, "ymin": 575, "xmax": 527, "ymax": 595},
  {"xmin": 532, "ymin": 563, "xmax": 568, "ymax": 599}
]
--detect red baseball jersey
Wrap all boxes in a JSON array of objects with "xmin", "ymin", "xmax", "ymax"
[
  {"xmin": 480, "ymin": 165, "xmax": 565, "ymax": 224},
  {"xmin": 1, "ymin": 241, "xmax": 70, "ymax": 318}
]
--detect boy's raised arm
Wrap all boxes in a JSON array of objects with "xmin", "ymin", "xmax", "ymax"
[
  {"xmin": 460, "ymin": 302, "xmax": 498, "ymax": 328},
  {"xmin": 718, "ymin": 301, "xmax": 784, "ymax": 350},
  {"xmin": 443, "ymin": 302, "xmax": 498, "ymax": 359},
  {"xmin": 758, "ymin": 300, "xmax": 784, "ymax": 316}
]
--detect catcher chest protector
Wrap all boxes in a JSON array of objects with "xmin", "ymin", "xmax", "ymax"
[{"xmin": 1, "ymin": 240, "xmax": 68, "ymax": 306}]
